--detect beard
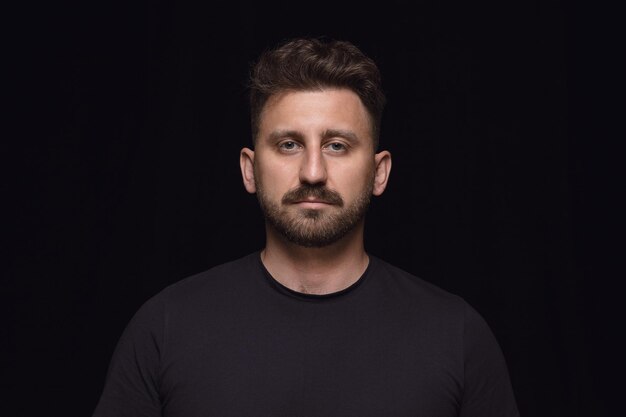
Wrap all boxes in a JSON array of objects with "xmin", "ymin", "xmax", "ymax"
[{"xmin": 255, "ymin": 177, "xmax": 374, "ymax": 248}]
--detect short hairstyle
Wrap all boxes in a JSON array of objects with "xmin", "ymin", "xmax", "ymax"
[{"xmin": 249, "ymin": 37, "xmax": 386, "ymax": 149}]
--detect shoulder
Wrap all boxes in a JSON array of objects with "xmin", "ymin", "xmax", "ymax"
[
  {"xmin": 371, "ymin": 256, "xmax": 468, "ymax": 312},
  {"xmin": 369, "ymin": 256, "xmax": 498, "ymax": 341},
  {"xmin": 140, "ymin": 252, "xmax": 260, "ymax": 314}
]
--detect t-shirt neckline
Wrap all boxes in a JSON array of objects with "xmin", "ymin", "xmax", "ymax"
[{"xmin": 255, "ymin": 251, "xmax": 374, "ymax": 302}]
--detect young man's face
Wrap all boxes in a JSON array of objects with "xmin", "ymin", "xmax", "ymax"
[{"xmin": 240, "ymin": 88, "xmax": 391, "ymax": 247}]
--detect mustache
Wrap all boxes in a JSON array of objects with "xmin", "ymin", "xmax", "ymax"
[{"xmin": 282, "ymin": 184, "xmax": 344, "ymax": 206}]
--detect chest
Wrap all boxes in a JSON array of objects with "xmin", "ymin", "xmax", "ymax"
[{"xmin": 159, "ymin": 303, "xmax": 463, "ymax": 417}]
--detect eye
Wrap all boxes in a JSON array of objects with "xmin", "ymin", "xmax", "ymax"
[
  {"xmin": 278, "ymin": 141, "xmax": 300, "ymax": 152},
  {"xmin": 326, "ymin": 142, "xmax": 346, "ymax": 152}
]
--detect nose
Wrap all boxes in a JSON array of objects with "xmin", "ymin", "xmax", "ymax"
[{"xmin": 299, "ymin": 148, "xmax": 327, "ymax": 185}]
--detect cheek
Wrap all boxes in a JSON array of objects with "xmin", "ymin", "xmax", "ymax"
[
  {"xmin": 256, "ymin": 160, "xmax": 295, "ymax": 195},
  {"xmin": 331, "ymin": 162, "xmax": 374, "ymax": 196}
]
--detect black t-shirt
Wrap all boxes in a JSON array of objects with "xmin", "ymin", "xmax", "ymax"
[{"xmin": 93, "ymin": 252, "xmax": 519, "ymax": 417}]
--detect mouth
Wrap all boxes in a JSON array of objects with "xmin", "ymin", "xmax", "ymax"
[
  {"xmin": 281, "ymin": 185, "xmax": 344, "ymax": 207},
  {"xmin": 292, "ymin": 199, "xmax": 334, "ymax": 208}
]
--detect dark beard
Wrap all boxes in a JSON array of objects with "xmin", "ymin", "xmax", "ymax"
[{"xmin": 256, "ymin": 182, "xmax": 373, "ymax": 248}]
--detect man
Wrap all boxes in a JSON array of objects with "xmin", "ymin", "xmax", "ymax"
[{"xmin": 93, "ymin": 38, "xmax": 519, "ymax": 416}]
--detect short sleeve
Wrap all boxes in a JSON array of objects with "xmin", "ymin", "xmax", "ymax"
[
  {"xmin": 459, "ymin": 302, "xmax": 520, "ymax": 417},
  {"xmin": 92, "ymin": 295, "xmax": 165, "ymax": 417}
]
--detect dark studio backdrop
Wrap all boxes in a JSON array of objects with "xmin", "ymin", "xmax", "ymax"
[{"xmin": 6, "ymin": 0, "xmax": 614, "ymax": 416}]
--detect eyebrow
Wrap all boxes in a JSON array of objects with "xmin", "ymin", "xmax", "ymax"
[
  {"xmin": 268, "ymin": 130, "xmax": 305, "ymax": 142},
  {"xmin": 322, "ymin": 129, "xmax": 359, "ymax": 143},
  {"xmin": 267, "ymin": 129, "xmax": 360, "ymax": 143}
]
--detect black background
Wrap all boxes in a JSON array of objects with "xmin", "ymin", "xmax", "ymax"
[{"xmin": 6, "ymin": 0, "xmax": 618, "ymax": 416}]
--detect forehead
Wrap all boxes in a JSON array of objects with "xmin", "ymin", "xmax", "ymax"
[{"xmin": 258, "ymin": 89, "xmax": 373, "ymax": 141}]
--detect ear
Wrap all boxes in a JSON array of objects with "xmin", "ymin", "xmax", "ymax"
[
  {"xmin": 372, "ymin": 150, "xmax": 392, "ymax": 196},
  {"xmin": 240, "ymin": 147, "xmax": 256, "ymax": 194}
]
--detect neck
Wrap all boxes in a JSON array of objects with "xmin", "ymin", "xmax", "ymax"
[{"xmin": 261, "ymin": 221, "xmax": 369, "ymax": 295}]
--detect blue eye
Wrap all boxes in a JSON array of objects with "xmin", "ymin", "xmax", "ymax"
[
  {"xmin": 328, "ymin": 142, "xmax": 345, "ymax": 152},
  {"xmin": 279, "ymin": 141, "xmax": 298, "ymax": 151}
]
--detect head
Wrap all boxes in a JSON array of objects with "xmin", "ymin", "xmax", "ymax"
[
  {"xmin": 241, "ymin": 38, "xmax": 391, "ymax": 248},
  {"xmin": 249, "ymin": 37, "xmax": 386, "ymax": 150}
]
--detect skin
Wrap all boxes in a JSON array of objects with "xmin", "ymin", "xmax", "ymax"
[{"xmin": 240, "ymin": 88, "xmax": 392, "ymax": 295}]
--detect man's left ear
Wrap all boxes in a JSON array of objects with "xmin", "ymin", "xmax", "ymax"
[{"xmin": 372, "ymin": 150, "xmax": 392, "ymax": 196}]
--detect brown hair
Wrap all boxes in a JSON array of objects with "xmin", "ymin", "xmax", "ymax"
[{"xmin": 249, "ymin": 38, "xmax": 386, "ymax": 149}]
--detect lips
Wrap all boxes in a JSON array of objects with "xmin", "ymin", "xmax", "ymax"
[{"xmin": 294, "ymin": 199, "xmax": 332, "ymax": 204}]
